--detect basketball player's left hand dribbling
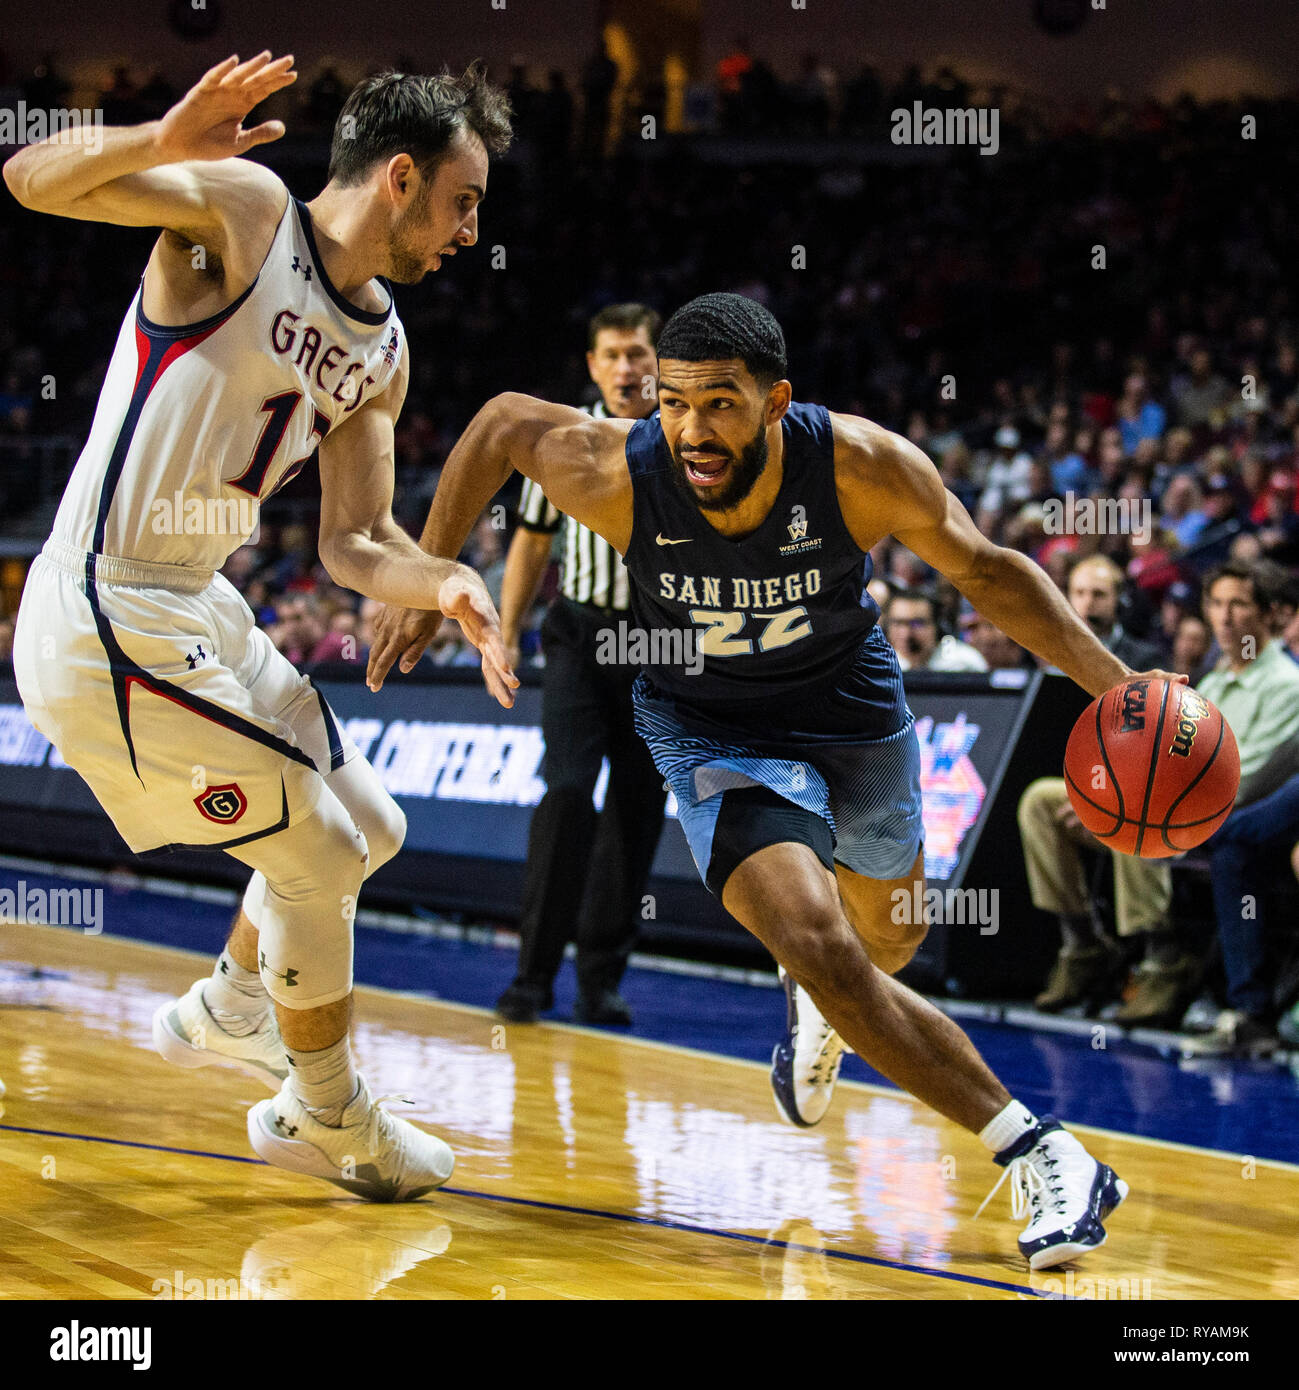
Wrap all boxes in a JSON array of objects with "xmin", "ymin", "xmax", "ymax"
[{"xmin": 154, "ymin": 52, "xmax": 298, "ymax": 163}]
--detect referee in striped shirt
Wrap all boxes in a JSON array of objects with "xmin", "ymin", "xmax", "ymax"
[{"xmin": 495, "ymin": 304, "xmax": 667, "ymax": 1025}]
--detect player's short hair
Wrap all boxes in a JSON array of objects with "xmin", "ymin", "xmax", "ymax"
[
  {"xmin": 328, "ymin": 64, "xmax": 513, "ymax": 187},
  {"xmin": 588, "ymin": 303, "xmax": 662, "ymax": 351},
  {"xmin": 656, "ymin": 293, "xmax": 788, "ymax": 388}
]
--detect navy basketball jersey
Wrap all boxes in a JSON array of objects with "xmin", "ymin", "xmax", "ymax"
[{"xmin": 623, "ymin": 401, "xmax": 882, "ymax": 707}]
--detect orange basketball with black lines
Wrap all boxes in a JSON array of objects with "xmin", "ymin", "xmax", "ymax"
[{"xmin": 1063, "ymin": 678, "xmax": 1240, "ymax": 858}]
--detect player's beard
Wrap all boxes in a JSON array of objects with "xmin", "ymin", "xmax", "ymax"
[
  {"xmin": 669, "ymin": 424, "xmax": 769, "ymax": 514},
  {"xmin": 388, "ymin": 194, "xmax": 433, "ymax": 285}
]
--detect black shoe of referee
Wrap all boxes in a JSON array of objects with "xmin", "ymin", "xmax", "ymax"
[
  {"xmin": 574, "ymin": 990, "xmax": 633, "ymax": 1027},
  {"xmin": 495, "ymin": 982, "xmax": 552, "ymax": 1023}
]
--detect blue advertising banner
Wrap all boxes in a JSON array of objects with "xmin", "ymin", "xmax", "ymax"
[{"xmin": 0, "ymin": 670, "xmax": 1030, "ymax": 901}]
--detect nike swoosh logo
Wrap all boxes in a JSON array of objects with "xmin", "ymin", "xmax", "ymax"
[{"xmin": 656, "ymin": 534, "xmax": 692, "ymax": 546}]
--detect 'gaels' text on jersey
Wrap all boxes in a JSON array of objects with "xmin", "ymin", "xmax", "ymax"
[{"xmin": 51, "ymin": 190, "xmax": 404, "ymax": 571}]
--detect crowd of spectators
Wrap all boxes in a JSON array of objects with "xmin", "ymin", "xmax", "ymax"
[{"xmin": 1, "ymin": 51, "xmax": 1298, "ymax": 687}]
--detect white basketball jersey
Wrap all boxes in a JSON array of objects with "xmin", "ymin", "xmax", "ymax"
[{"xmin": 51, "ymin": 187, "xmax": 405, "ymax": 572}]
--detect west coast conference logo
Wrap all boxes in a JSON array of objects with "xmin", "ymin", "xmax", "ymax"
[{"xmin": 780, "ymin": 504, "xmax": 822, "ymax": 556}]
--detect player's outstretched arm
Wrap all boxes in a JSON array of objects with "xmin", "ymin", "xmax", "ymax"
[
  {"xmin": 365, "ymin": 391, "xmax": 632, "ymax": 691},
  {"xmin": 320, "ymin": 349, "xmax": 519, "ymax": 707},
  {"xmin": 833, "ymin": 416, "xmax": 1185, "ymax": 699},
  {"xmin": 2, "ymin": 53, "xmax": 294, "ymax": 230},
  {"xmin": 3, "ymin": 54, "xmax": 292, "ymax": 300}
]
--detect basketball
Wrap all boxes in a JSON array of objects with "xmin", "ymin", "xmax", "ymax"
[{"xmin": 1063, "ymin": 678, "xmax": 1240, "ymax": 858}]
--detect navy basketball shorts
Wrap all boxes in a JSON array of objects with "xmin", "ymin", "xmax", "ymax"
[{"xmin": 632, "ymin": 662, "xmax": 925, "ymax": 890}]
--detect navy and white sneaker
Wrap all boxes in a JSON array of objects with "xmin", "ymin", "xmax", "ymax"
[
  {"xmin": 770, "ymin": 967, "xmax": 845, "ymax": 1127},
  {"xmin": 978, "ymin": 1117, "xmax": 1129, "ymax": 1269}
]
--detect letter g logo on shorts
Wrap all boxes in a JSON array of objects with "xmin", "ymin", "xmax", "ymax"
[{"xmin": 195, "ymin": 783, "xmax": 249, "ymax": 824}]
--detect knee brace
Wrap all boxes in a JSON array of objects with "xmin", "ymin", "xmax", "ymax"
[
  {"xmin": 230, "ymin": 787, "xmax": 369, "ymax": 1009},
  {"xmin": 325, "ymin": 755, "xmax": 407, "ymax": 876}
]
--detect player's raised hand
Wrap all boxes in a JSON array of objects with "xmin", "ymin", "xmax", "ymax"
[
  {"xmin": 366, "ymin": 605, "xmax": 443, "ymax": 692},
  {"xmin": 437, "ymin": 569, "xmax": 521, "ymax": 709},
  {"xmin": 154, "ymin": 52, "xmax": 298, "ymax": 163}
]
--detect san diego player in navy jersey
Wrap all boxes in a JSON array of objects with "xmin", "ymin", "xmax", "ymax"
[
  {"xmin": 371, "ymin": 293, "xmax": 1185, "ymax": 1268},
  {"xmin": 5, "ymin": 55, "xmax": 517, "ymax": 1198}
]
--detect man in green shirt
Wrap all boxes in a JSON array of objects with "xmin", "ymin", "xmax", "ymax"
[{"xmin": 1183, "ymin": 561, "xmax": 1299, "ymax": 1054}]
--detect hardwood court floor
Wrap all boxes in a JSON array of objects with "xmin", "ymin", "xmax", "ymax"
[{"xmin": 1, "ymin": 922, "xmax": 1296, "ymax": 1300}]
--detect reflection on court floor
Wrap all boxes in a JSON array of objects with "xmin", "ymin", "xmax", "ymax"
[{"xmin": 2, "ymin": 921, "xmax": 1297, "ymax": 1300}]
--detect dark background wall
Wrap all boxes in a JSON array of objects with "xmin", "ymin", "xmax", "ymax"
[{"xmin": 3, "ymin": 0, "xmax": 1298, "ymax": 103}]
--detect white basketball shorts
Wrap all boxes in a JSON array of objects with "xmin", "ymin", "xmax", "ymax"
[{"xmin": 13, "ymin": 539, "xmax": 358, "ymax": 855}]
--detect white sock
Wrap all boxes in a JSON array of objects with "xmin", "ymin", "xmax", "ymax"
[
  {"xmin": 978, "ymin": 1100, "xmax": 1039, "ymax": 1155},
  {"xmin": 286, "ymin": 1037, "xmax": 359, "ymax": 1128},
  {"xmin": 203, "ymin": 950, "xmax": 270, "ymax": 1037}
]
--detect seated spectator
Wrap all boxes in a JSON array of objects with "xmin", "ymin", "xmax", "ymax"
[
  {"xmin": 1257, "ymin": 560, "xmax": 1299, "ymax": 638},
  {"xmin": 975, "ymin": 425, "xmax": 1033, "ymax": 536},
  {"xmin": 1065, "ymin": 555, "xmax": 1167, "ymax": 670},
  {"xmin": 1160, "ymin": 474, "xmax": 1209, "ymax": 549},
  {"xmin": 1115, "ymin": 373, "xmax": 1166, "ymax": 454},
  {"xmin": 1172, "ymin": 347, "xmax": 1233, "ymax": 429},
  {"xmin": 1092, "ymin": 427, "xmax": 1127, "ymax": 494},
  {"xmin": 1126, "ymin": 525, "xmax": 1183, "ymax": 607},
  {"xmin": 957, "ymin": 608, "xmax": 1031, "ymax": 671},
  {"xmin": 1182, "ymin": 562, "xmax": 1299, "ymax": 1054},
  {"xmin": 1043, "ymin": 419, "xmax": 1095, "ymax": 496},
  {"xmin": 1170, "ymin": 612, "xmax": 1212, "ymax": 681},
  {"xmin": 308, "ymin": 610, "xmax": 361, "ymax": 666},
  {"xmin": 1255, "ymin": 470, "xmax": 1299, "ymax": 559},
  {"xmin": 1019, "ymin": 560, "xmax": 1299, "ymax": 1040},
  {"xmin": 884, "ymin": 588, "xmax": 987, "ymax": 673},
  {"xmin": 1228, "ymin": 531, "xmax": 1264, "ymax": 563},
  {"xmin": 1157, "ymin": 579, "xmax": 1198, "ymax": 652},
  {"xmin": 269, "ymin": 595, "xmax": 326, "ymax": 669}
]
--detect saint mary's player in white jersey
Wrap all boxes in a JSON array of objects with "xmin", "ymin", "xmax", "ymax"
[{"xmin": 4, "ymin": 53, "xmax": 519, "ymax": 1199}]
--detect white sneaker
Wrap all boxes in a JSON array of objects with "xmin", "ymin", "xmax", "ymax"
[
  {"xmin": 247, "ymin": 1075, "xmax": 455, "ymax": 1202},
  {"xmin": 152, "ymin": 979, "xmax": 287, "ymax": 1090},
  {"xmin": 978, "ymin": 1118, "xmax": 1128, "ymax": 1270},
  {"xmin": 770, "ymin": 966, "xmax": 845, "ymax": 1127}
]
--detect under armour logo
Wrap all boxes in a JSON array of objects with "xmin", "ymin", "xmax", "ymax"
[
  {"xmin": 185, "ymin": 643, "xmax": 207, "ymax": 669},
  {"xmin": 276, "ymin": 1115, "xmax": 298, "ymax": 1137},
  {"xmin": 259, "ymin": 951, "xmax": 299, "ymax": 987},
  {"xmin": 291, "ymin": 255, "xmax": 313, "ymax": 281}
]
